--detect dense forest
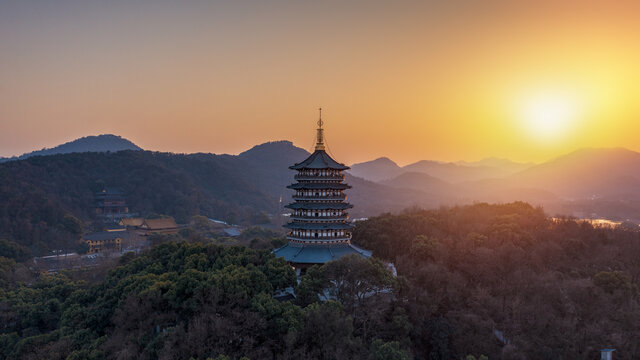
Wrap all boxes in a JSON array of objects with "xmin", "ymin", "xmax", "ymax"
[
  {"xmin": 0, "ymin": 242, "xmax": 403, "ymax": 360},
  {"xmin": 1, "ymin": 202, "xmax": 639, "ymax": 359},
  {"xmin": 0, "ymin": 144, "xmax": 302, "ymax": 255},
  {"xmin": 353, "ymin": 202, "xmax": 640, "ymax": 359}
]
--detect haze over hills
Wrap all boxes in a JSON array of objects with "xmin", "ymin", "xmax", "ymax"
[
  {"xmin": 0, "ymin": 134, "xmax": 141, "ymax": 163},
  {"xmin": 4, "ymin": 134, "xmax": 640, "ymax": 255},
  {"xmin": 350, "ymin": 147, "xmax": 640, "ymax": 222},
  {"xmin": 349, "ymin": 156, "xmax": 534, "ymax": 184}
]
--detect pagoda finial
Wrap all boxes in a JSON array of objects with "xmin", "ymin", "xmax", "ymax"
[{"xmin": 315, "ymin": 107, "xmax": 325, "ymax": 151}]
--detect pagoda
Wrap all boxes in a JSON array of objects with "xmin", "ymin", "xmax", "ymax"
[{"xmin": 274, "ymin": 109, "xmax": 371, "ymax": 270}]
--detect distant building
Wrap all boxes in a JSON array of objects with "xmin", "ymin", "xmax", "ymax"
[
  {"xmin": 138, "ymin": 218, "xmax": 181, "ymax": 235},
  {"xmin": 120, "ymin": 217, "xmax": 144, "ymax": 228},
  {"xmin": 274, "ymin": 110, "xmax": 371, "ymax": 270},
  {"xmin": 223, "ymin": 227, "xmax": 242, "ymax": 237},
  {"xmin": 95, "ymin": 188, "xmax": 130, "ymax": 220},
  {"xmin": 83, "ymin": 231, "xmax": 124, "ymax": 254},
  {"xmin": 601, "ymin": 349, "xmax": 615, "ymax": 360}
]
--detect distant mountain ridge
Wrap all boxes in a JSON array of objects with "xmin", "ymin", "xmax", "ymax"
[
  {"xmin": 350, "ymin": 156, "xmax": 533, "ymax": 184},
  {"xmin": 0, "ymin": 134, "xmax": 141, "ymax": 162},
  {"xmin": 348, "ymin": 157, "xmax": 403, "ymax": 182}
]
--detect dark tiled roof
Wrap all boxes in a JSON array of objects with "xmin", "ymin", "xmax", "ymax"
[
  {"xmin": 287, "ymin": 183, "xmax": 351, "ymax": 190},
  {"xmin": 82, "ymin": 231, "xmax": 128, "ymax": 241},
  {"xmin": 289, "ymin": 150, "xmax": 349, "ymax": 170},
  {"xmin": 273, "ymin": 242, "xmax": 371, "ymax": 264},
  {"xmin": 285, "ymin": 202, "xmax": 353, "ymax": 210},
  {"xmin": 284, "ymin": 222, "xmax": 354, "ymax": 230}
]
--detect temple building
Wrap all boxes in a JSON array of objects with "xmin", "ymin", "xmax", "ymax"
[
  {"xmin": 95, "ymin": 187, "xmax": 129, "ymax": 220},
  {"xmin": 274, "ymin": 110, "xmax": 371, "ymax": 270}
]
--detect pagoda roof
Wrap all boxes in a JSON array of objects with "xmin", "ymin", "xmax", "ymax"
[
  {"xmin": 273, "ymin": 242, "xmax": 371, "ymax": 264},
  {"xmin": 284, "ymin": 222, "xmax": 354, "ymax": 230},
  {"xmin": 290, "ymin": 150, "xmax": 349, "ymax": 170},
  {"xmin": 287, "ymin": 183, "xmax": 351, "ymax": 190},
  {"xmin": 286, "ymin": 202, "xmax": 353, "ymax": 210}
]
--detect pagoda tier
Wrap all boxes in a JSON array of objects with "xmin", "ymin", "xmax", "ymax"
[{"xmin": 274, "ymin": 110, "xmax": 371, "ymax": 267}]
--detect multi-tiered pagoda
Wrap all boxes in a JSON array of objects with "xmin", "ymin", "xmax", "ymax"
[{"xmin": 274, "ymin": 110, "xmax": 371, "ymax": 270}]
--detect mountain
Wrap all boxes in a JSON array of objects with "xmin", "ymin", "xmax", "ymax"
[
  {"xmin": 402, "ymin": 160, "xmax": 523, "ymax": 183},
  {"xmin": 380, "ymin": 171, "xmax": 455, "ymax": 194},
  {"xmin": 350, "ymin": 157, "xmax": 533, "ymax": 184},
  {"xmin": 348, "ymin": 157, "xmax": 403, "ymax": 182},
  {"xmin": 456, "ymin": 157, "xmax": 534, "ymax": 173},
  {"xmin": 0, "ymin": 134, "xmax": 141, "ymax": 162},
  {"xmin": 507, "ymin": 148, "xmax": 640, "ymax": 200}
]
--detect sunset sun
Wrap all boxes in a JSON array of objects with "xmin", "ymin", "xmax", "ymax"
[{"xmin": 518, "ymin": 90, "xmax": 580, "ymax": 141}]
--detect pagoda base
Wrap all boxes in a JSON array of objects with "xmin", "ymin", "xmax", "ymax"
[{"xmin": 273, "ymin": 241, "xmax": 371, "ymax": 266}]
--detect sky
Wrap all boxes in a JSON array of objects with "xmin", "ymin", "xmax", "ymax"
[{"xmin": 1, "ymin": 0, "xmax": 639, "ymax": 165}]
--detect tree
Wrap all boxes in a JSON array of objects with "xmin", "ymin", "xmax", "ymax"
[
  {"xmin": 410, "ymin": 235, "xmax": 439, "ymax": 261},
  {"xmin": 369, "ymin": 339, "xmax": 410, "ymax": 360}
]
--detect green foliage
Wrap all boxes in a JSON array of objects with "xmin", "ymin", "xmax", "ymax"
[
  {"xmin": 369, "ymin": 339, "xmax": 410, "ymax": 360},
  {"xmin": 191, "ymin": 215, "xmax": 213, "ymax": 232},
  {"xmin": 61, "ymin": 214, "xmax": 83, "ymax": 236},
  {"xmin": 594, "ymin": 271, "xmax": 639, "ymax": 295},
  {"xmin": 0, "ymin": 239, "xmax": 31, "ymax": 262},
  {"xmin": 295, "ymin": 265, "xmax": 325, "ymax": 306},
  {"xmin": 75, "ymin": 241, "xmax": 90, "ymax": 255},
  {"xmin": 410, "ymin": 235, "xmax": 438, "ymax": 261}
]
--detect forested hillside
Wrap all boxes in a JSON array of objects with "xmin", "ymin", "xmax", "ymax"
[
  {"xmin": 352, "ymin": 202, "xmax": 640, "ymax": 359},
  {"xmin": 0, "ymin": 242, "xmax": 402, "ymax": 360},
  {"xmin": 1, "ymin": 202, "xmax": 640, "ymax": 359},
  {"xmin": 0, "ymin": 150, "xmax": 274, "ymax": 255}
]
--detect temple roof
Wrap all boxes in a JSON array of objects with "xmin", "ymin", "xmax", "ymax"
[
  {"xmin": 284, "ymin": 222, "xmax": 354, "ymax": 230},
  {"xmin": 286, "ymin": 202, "xmax": 353, "ymax": 210},
  {"xmin": 82, "ymin": 231, "xmax": 128, "ymax": 241},
  {"xmin": 287, "ymin": 183, "xmax": 351, "ymax": 190},
  {"xmin": 289, "ymin": 150, "xmax": 349, "ymax": 170},
  {"xmin": 273, "ymin": 242, "xmax": 372, "ymax": 264}
]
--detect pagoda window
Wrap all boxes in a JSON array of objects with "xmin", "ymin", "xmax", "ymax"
[
  {"xmin": 334, "ymin": 232, "xmax": 337, "ymax": 237},
  {"xmin": 314, "ymin": 212, "xmax": 318, "ymax": 217},
  {"xmin": 314, "ymin": 232, "xmax": 318, "ymax": 238}
]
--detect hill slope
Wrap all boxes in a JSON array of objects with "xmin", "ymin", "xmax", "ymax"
[
  {"xmin": 0, "ymin": 134, "xmax": 141, "ymax": 162},
  {"xmin": 348, "ymin": 157, "xmax": 404, "ymax": 182},
  {"xmin": 507, "ymin": 148, "xmax": 640, "ymax": 199}
]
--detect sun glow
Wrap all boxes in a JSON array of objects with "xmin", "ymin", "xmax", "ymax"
[{"xmin": 518, "ymin": 90, "xmax": 581, "ymax": 142}]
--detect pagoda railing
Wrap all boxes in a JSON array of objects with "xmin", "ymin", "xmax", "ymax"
[
  {"xmin": 293, "ymin": 195, "xmax": 346, "ymax": 201},
  {"xmin": 290, "ymin": 215, "xmax": 349, "ymax": 221},
  {"xmin": 294, "ymin": 174, "xmax": 345, "ymax": 181},
  {"xmin": 287, "ymin": 234, "xmax": 352, "ymax": 243}
]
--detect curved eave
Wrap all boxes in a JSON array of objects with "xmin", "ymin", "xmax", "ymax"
[
  {"xmin": 287, "ymin": 183, "xmax": 351, "ymax": 190},
  {"xmin": 284, "ymin": 222, "xmax": 354, "ymax": 230},
  {"xmin": 273, "ymin": 242, "xmax": 372, "ymax": 264},
  {"xmin": 285, "ymin": 202, "xmax": 353, "ymax": 210},
  {"xmin": 289, "ymin": 150, "xmax": 350, "ymax": 170}
]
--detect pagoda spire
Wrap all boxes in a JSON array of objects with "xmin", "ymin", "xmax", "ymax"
[{"xmin": 315, "ymin": 107, "xmax": 325, "ymax": 151}]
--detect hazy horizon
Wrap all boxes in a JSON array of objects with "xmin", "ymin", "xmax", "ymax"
[{"xmin": 10, "ymin": 131, "xmax": 640, "ymax": 168}]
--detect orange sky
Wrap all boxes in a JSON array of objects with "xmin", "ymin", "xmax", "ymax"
[{"xmin": 1, "ymin": 0, "xmax": 639, "ymax": 165}]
